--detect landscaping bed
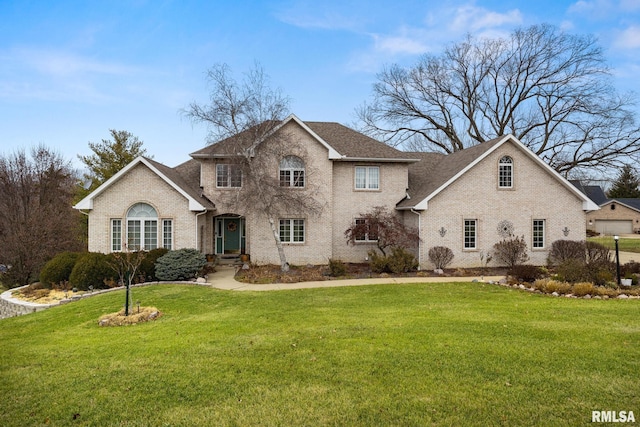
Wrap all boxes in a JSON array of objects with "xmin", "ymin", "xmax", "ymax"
[{"xmin": 234, "ymin": 263, "xmax": 509, "ymax": 284}]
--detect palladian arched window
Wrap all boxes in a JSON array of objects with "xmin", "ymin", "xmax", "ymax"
[
  {"xmin": 279, "ymin": 156, "xmax": 305, "ymax": 187},
  {"xmin": 498, "ymin": 156, "xmax": 513, "ymax": 188},
  {"xmin": 126, "ymin": 203, "xmax": 158, "ymax": 250}
]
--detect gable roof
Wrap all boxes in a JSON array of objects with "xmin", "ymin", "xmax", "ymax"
[
  {"xmin": 600, "ymin": 198, "xmax": 640, "ymax": 213},
  {"xmin": 74, "ymin": 156, "xmax": 214, "ymax": 212},
  {"xmin": 190, "ymin": 114, "xmax": 418, "ymax": 163},
  {"xmin": 398, "ymin": 135, "xmax": 600, "ymax": 211}
]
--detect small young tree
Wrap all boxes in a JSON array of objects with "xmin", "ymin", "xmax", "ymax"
[
  {"xmin": 493, "ymin": 235, "xmax": 529, "ymax": 268},
  {"xmin": 109, "ymin": 244, "xmax": 146, "ymax": 316},
  {"xmin": 344, "ymin": 206, "xmax": 420, "ymax": 256}
]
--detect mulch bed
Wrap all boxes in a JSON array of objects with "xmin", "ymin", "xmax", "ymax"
[{"xmin": 235, "ymin": 263, "xmax": 508, "ymax": 284}]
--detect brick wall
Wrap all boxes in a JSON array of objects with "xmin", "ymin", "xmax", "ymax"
[
  {"xmin": 418, "ymin": 141, "xmax": 586, "ymax": 268},
  {"xmin": 87, "ymin": 163, "xmax": 199, "ymax": 253},
  {"xmin": 331, "ymin": 162, "xmax": 410, "ymax": 262}
]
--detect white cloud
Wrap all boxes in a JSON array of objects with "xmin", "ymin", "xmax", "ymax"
[
  {"xmin": 12, "ymin": 48, "xmax": 138, "ymax": 77},
  {"xmin": 449, "ymin": 5, "xmax": 523, "ymax": 33},
  {"xmin": 613, "ymin": 25, "xmax": 640, "ymax": 49}
]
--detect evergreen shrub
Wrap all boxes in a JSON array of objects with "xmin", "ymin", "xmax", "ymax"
[{"xmin": 155, "ymin": 249, "xmax": 207, "ymax": 281}]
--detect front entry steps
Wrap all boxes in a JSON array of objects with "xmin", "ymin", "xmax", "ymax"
[{"xmin": 216, "ymin": 254, "xmax": 243, "ymax": 265}]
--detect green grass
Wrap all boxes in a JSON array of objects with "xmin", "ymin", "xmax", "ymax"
[
  {"xmin": 1, "ymin": 283, "xmax": 639, "ymax": 426},
  {"xmin": 588, "ymin": 236, "xmax": 640, "ymax": 253}
]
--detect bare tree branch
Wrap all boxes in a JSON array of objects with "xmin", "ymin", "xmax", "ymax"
[{"xmin": 357, "ymin": 24, "xmax": 640, "ymax": 176}]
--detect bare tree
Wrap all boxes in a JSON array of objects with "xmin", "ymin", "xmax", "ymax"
[
  {"xmin": 357, "ymin": 24, "xmax": 640, "ymax": 176},
  {"xmin": 0, "ymin": 146, "xmax": 84, "ymax": 287},
  {"xmin": 185, "ymin": 63, "xmax": 325, "ymax": 271}
]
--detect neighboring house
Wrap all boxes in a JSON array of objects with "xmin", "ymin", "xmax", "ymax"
[
  {"xmin": 74, "ymin": 114, "xmax": 599, "ymax": 269},
  {"xmin": 572, "ymin": 182, "xmax": 640, "ymax": 235}
]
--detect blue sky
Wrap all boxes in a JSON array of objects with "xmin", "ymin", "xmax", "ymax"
[{"xmin": 1, "ymin": 0, "xmax": 639, "ymax": 168}]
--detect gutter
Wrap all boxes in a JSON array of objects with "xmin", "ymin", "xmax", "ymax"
[
  {"xmin": 410, "ymin": 208, "xmax": 422, "ymax": 269},
  {"xmin": 195, "ymin": 210, "xmax": 208, "ymax": 252}
]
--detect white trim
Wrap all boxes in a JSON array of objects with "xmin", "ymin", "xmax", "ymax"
[
  {"xmin": 283, "ymin": 114, "xmax": 342, "ymax": 159},
  {"xmin": 413, "ymin": 135, "xmax": 600, "ymax": 212},
  {"xmin": 73, "ymin": 157, "xmax": 207, "ymax": 211}
]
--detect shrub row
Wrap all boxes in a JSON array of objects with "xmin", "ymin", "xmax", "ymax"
[
  {"xmin": 39, "ymin": 248, "xmax": 206, "ymax": 290},
  {"xmin": 369, "ymin": 247, "xmax": 418, "ymax": 274}
]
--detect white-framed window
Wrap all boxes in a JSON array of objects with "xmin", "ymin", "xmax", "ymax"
[
  {"xmin": 280, "ymin": 156, "xmax": 305, "ymax": 187},
  {"xmin": 111, "ymin": 219, "xmax": 122, "ymax": 252},
  {"xmin": 216, "ymin": 164, "xmax": 242, "ymax": 188},
  {"xmin": 464, "ymin": 219, "xmax": 477, "ymax": 249},
  {"xmin": 279, "ymin": 219, "xmax": 305, "ymax": 243},
  {"xmin": 354, "ymin": 218, "xmax": 379, "ymax": 242},
  {"xmin": 533, "ymin": 219, "xmax": 545, "ymax": 249},
  {"xmin": 162, "ymin": 219, "xmax": 173, "ymax": 250},
  {"xmin": 499, "ymin": 156, "xmax": 513, "ymax": 188},
  {"xmin": 355, "ymin": 166, "xmax": 380, "ymax": 190},
  {"xmin": 126, "ymin": 203, "xmax": 158, "ymax": 250}
]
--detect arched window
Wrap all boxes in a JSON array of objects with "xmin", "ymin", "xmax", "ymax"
[
  {"xmin": 126, "ymin": 203, "xmax": 158, "ymax": 250},
  {"xmin": 498, "ymin": 156, "xmax": 513, "ymax": 188},
  {"xmin": 279, "ymin": 156, "xmax": 305, "ymax": 187}
]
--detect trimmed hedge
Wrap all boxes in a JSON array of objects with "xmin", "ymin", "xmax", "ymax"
[
  {"xmin": 69, "ymin": 252, "xmax": 116, "ymax": 290},
  {"xmin": 39, "ymin": 252, "xmax": 83, "ymax": 288}
]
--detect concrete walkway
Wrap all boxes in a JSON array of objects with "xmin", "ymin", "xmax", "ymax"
[{"xmin": 206, "ymin": 265, "xmax": 507, "ymax": 291}]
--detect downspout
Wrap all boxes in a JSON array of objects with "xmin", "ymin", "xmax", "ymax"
[
  {"xmin": 195, "ymin": 210, "xmax": 208, "ymax": 252},
  {"xmin": 410, "ymin": 208, "xmax": 422, "ymax": 269}
]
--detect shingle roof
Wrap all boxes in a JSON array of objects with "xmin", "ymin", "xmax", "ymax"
[
  {"xmin": 304, "ymin": 121, "xmax": 414, "ymax": 160},
  {"xmin": 142, "ymin": 157, "xmax": 215, "ymax": 210},
  {"xmin": 189, "ymin": 116, "xmax": 415, "ymax": 162},
  {"xmin": 569, "ymin": 181, "xmax": 608, "ymax": 205},
  {"xmin": 397, "ymin": 137, "xmax": 504, "ymax": 208}
]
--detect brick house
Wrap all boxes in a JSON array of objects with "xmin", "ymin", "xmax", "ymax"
[
  {"xmin": 572, "ymin": 182, "xmax": 640, "ymax": 235},
  {"xmin": 74, "ymin": 114, "xmax": 598, "ymax": 268}
]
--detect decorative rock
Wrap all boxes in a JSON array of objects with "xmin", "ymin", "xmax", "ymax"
[
  {"xmin": 518, "ymin": 284, "xmax": 526, "ymax": 289},
  {"xmin": 552, "ymin": 292, "xmax": 559, "ymax": 297},
  {"xmin": 196, "ymin": 277, "xmax": 207, "ymax": 284},
  {"xmin": 583, "ymin": 294, "xmax": 592, "ymax": 299},
  {"xmin": 242, "ymin": 263, "xmax": 250, "ymax": 270},
  {"xmin": 434, "ymin": 269, "xmax": 444, "ymax": 275},
  {"xmin": 593, "ymin": 296, "xmax": 601, "ymax": 299},
  {"xmin": 148, "ymin": 311, "xmax": 159, "ymax": 319},
  {"xmin": 617, "ymin": 294, "xmax": 629, "ymax": 299}
]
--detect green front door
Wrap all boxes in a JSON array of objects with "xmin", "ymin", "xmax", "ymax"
[
  {"xmin": 223, "ymin": 218, "xmax": 240, "ymax": 253},
  {"xmin": 215, "ymin": 217, "xmax": 245, "ymax": 254}
]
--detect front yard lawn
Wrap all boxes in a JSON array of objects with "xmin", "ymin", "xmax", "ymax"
[
  {"xmin": 1, "ymin": 283, "xmax": 638, "ymax": 426},
  {"xmin": 588, "ymin": 235, "xmax": 640, "ymax": 253}
]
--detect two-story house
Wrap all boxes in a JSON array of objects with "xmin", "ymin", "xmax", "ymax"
[{"xmin": 74, "ymin": 114, "xmax": 598, "ymax": 268}]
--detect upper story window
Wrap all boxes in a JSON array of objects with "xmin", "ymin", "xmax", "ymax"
[
  {"xmin": 498, "ymin": 156, "xmax": 513, "ymax": 188},
  {"xmin": 216, "ymin": 164, "xmax": 242, "ymax": 188},
  {"xmin": 279, "ymin": 156, "xmax": 305, "ymax": 187},
  {"xmin": 355, "ymin": 166, "xmax": 379, "ymax": 190}
]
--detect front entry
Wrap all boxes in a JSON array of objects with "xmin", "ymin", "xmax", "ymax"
[{"xmin": 215, "ymin": 216, "xmax": 246, "ymax": 255}]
